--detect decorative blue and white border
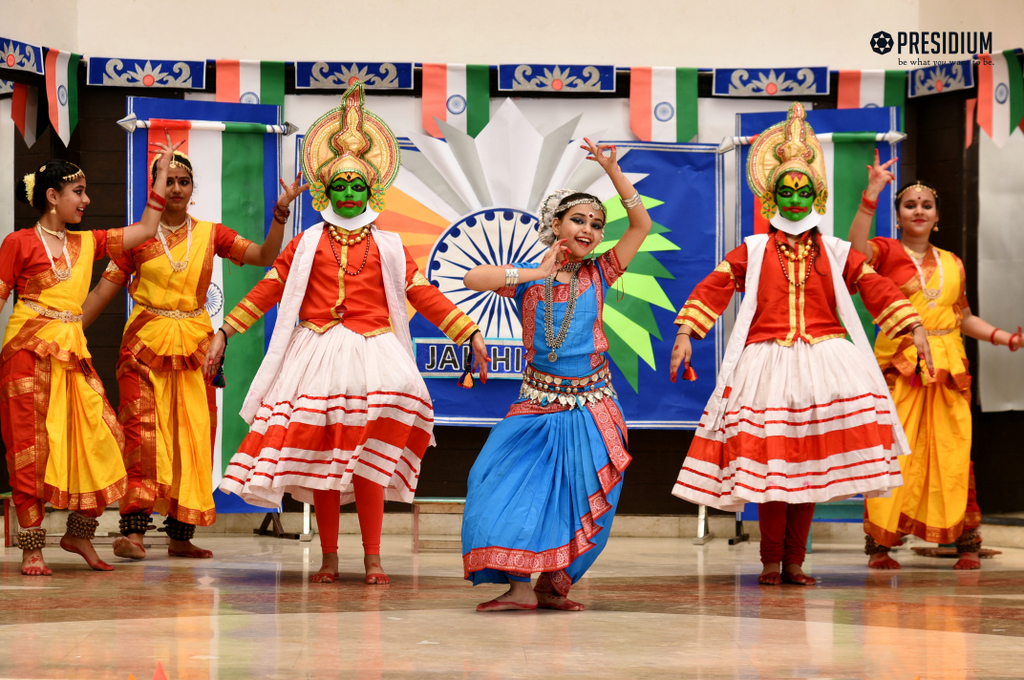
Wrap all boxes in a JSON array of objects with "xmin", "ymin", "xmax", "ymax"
[
  {"xmin": 498, "ymin": 64, "xmax": 616, "ymax": 92},
  {"xmin": 0, "ymin": 37, "xmax": 44, "ymax": 75},
  {"xmin": 713, "ymin": 67, "xmax": 829, "ymax": 97},
  {"xmin": 88, "ymin": 57, "xmax": 206, "ymax": 89},
  {"xmin": 295, "ymin": 62, "xmax": 414, "ymax": 89},
  {"xmin": 908, "ymin": 60, "xmax": 974, "ymax": 98}
]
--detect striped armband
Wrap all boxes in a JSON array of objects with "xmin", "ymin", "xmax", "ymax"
[
  {"xmin": 875, "ymin": 300, "xmax": 923, "ymax": 339},
  {"xmin": 674, "ymin": 299, "xmax": 720, "ymax": 339},
  {"xmin": 439, "ymin": 309, "xmax": 479, "ymax": 345},
  {"xmin": 224, "ymin": 298, "xmax": 266, "ymax": 334}
]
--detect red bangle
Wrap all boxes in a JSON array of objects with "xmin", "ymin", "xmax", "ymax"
[
  {"xmin": 990, "ymin": 328, "xmax": 1000, "ymax": 346},
  {"xmin": 861, "ymin": 190, "xmax": 879, "ymax": 210},
  {"xmin": 148, "ymin": 190, "xmax": 167, "ymax": 207},
  {"xmin": 1010, "ymin": 327, "xmax": 1022, "ymax": 352},
  {"xmin": 146, "ymin": 202, "xmax": 165, "ymax": 212}
]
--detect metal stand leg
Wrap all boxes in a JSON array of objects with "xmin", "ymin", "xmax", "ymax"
[
  {"xmin": 254, "ymin": 511, "xmax": 311, "ymax": 541},
  {"xmin": 728, "ymin": 512, "xmax": 750, "ymax": 545},
  {"xmin": 692, "ymin": 504, "xmax": 714, "ymax": 545}
]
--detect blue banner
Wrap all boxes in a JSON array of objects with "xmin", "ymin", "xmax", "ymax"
[
  {"xmin": 713, "ymin": 67, "xmax": 829, "ymax": 97},
  {"xmin": 295, "ymin": 62, "xmax": 414, "ymax": 90},
  {"xmin": 498, "ymin": 64, "xmax": 616, "ymax": 92},
  {"xmin": 908, "ymin": 60, "xmax": 974, "ymax": 98},
  {"xmin": 0, "ymin": 37, "xmax": 44, "ymax": 75},
  {"xmin": 89, "ymin": 57, "xmax": 206, "ymax": 88}
]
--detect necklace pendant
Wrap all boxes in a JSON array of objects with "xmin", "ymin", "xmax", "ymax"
[
  {"xmin": 548, "ymin": 351, "xmax": 558, "ymax": 362},
  {"xmin": 927, "ymin": 301, "xmax": 937, "ymax": 309}
]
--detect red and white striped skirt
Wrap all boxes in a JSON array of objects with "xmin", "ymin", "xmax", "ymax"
[
  {"xmin": 673, "ymin": 338, "xmax": 907, "ymax": 511},
  {"xmin": 219, "ymin": 324, "xmax": 434, "ymax": 508}
]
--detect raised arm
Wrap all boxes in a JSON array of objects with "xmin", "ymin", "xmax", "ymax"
[
  {"xmin": 82, "ymin": 278, "xmax": 123, "ymax": 329},
  {"xmin": 240, "ymin": 172, "xmax": 308, "ymax": 267},
  {"xmin": 581, "ymin": 138, "xmax": 652, "ymax": 269},
  {"xmin": 849, "ymin": 149, "xmax": 896, "ymax": 261},
  {"xmin": 122, "ymin": 131, "xmax": 182, "ymax": 251},
  {"xmin": 961, "ymin": 308, "xmax": 1023, "ymax": 350},
  {"xmin": 463, "ymin": 239, "xmax": 568, "ymax": 292}
]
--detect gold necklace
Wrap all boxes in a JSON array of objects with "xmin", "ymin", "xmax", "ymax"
[
  {"xmin": 902, "ymin": 243, "xmax": 943, "ymax": 308},
  {"xmin": 35, "ymin": 225, "xmax": 73, "ymax": 282},
  {"xmin": 37, "ymin": 223, "xmax": 66, "ymax": 240},
  {"xmin": 157, "ymin": 216, "xmax": 193, "ymax": 273},
  {"xmin": 328, "ymin": 225, "xmax": 369, "ymax": 246},
  {"xmin": 159, "ymin": 215, "xmax": 190, "ymax": 232}
]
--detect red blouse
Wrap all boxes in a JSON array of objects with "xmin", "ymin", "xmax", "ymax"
[{"xmin": 675, "ymin": 231, "xmax": 922, "ymax": 345}]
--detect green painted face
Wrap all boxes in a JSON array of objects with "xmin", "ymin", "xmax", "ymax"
[
  {"xmin": 774, "ymin": 172, "xmax": 816, "ymax": 222},
  {"xmin": 328, "ymin": 175, "xmax": 369, "ymax": 218}
]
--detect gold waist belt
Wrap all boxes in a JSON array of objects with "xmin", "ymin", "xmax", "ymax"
[
  {"xmin": 23, "ymin": 299, "xmax": 82, "ymax": 324},
  {"xmin": 520, "ymin": 361, "xmax": 616, "ymax": 409},
  {"xmin": 141, "ymin": 304, "xmax": 205, "ymax": 320},
  {"xmin": 927, "ymin": 328, "xmax": 956, "ymax": 336}
]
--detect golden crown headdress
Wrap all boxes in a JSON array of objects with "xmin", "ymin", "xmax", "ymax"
[
  {"xmin": 300, "ymin": 81, "xmax": 400, "ymax": 213},
  {"xmin": 747, "ymin": 102, "xmax": 829, "ymax": 220}
]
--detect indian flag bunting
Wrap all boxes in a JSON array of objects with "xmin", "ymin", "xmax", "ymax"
[
  {"xmin": 836, "ymin": 70, "xmax": 906, "ymax": 129},
  {"xmin": 630, "ymin": 67, "xmax": 698, "ymax": 143},
  {"xmin": 45, "ymin": 48, "xmax": 81, "ymax": 146},
  {"xmin": 422, "ymin": 63, "xmax": 490, "ymax": 138},
  {"xmin": 216, "ymin": 60, "xmax": 285, "ymax": 107},
  {"xmin": 977, "ymin": 50, "xmax": 1023, "ymax": 148},
  {"xmin": 11, "ymin": 82, "xmax": 47, "ymax": 147}
]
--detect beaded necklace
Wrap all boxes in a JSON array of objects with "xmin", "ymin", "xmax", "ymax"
[
  {"xmin": 35, "ymin": 224, "xmax": 73, "ymax": 282},
  {"xmin": 903, "ymin": 243, "xmax": 943, "ymax": 308},
  {"xmin": 543, "ymin": 261, "xmax": 584, "ymax": 362},
  {"xmin": 157, "ymin": 216, "xmax": 192, "ymax": 273},
  {"xmin": 774, "ymin": 238, "xmax": 816, "ymax": 288},
  {"xmin": 327, "ymin": 227, "xmax": 372, "ymax": 276}
]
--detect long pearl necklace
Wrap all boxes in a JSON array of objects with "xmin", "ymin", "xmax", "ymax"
[
  {"xmin": 904, "ymin": 243, "xmax": 943, "ymax": 309},
  {"xmin": 35, "ymin": 224, "xmax": 72, "ymax": 282},
  {"xmin": 157, "ymin": 216, "xmax": 192, "ymax": 273}
]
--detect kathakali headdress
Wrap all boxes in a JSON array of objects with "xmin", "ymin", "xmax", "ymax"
[
  {"xmin": 300, "ymin": 80, "xmax": 401, "ymax": 213},
  {"xmin": 747, "ymin": 102, "xmax": 828, "ymax": 228}
]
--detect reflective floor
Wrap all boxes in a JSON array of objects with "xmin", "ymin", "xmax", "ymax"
[{"xmin": 2, "ymin": 532, "xmax": 1024, "ymax": 679}]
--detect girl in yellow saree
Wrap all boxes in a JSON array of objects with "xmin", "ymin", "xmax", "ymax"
[
  {"xmin": 850, "ymin": 153, "xmax": 1022, "ymax": 570},
  {"xmin": 3, "ymin": 139, "xmax": 176, "ymax": 575}
]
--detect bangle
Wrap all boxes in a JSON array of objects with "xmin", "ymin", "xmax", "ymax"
[
  {"xmin": 620, "ymin": 191, "xmax": 642, "ymax": 210},
  {"xmin": 860, "ymin": 190, "xmax": 879, "ymax": 210},
  {"xmin": 148, "ymin": 190, "xmax": 167, "ymax": 207},
  {"xmin": 218, "ymin": 327, "xmax": 229, "ymax": 347},
  {"xmin": 990, "ymin": 328, "xmax": 1000, "ymax": 346},
  {"xmin": 1010, "ymin": 327, "xmax": 1022, "ymax": 352},
  {"xmin": 272, "ymin": 202, "xmax": 291, "ymax": 222},
  {"xmin": 146, "ymin": 202, "xmax": 165, "ymax": 212},
  {"xmin": 504, "ymin": 266, "xmax": 519, "ymax": 289}
]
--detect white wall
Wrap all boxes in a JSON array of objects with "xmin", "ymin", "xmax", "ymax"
[{"xmin": 3, "ymin": 0, "xmax": 1021, "ymax": 69}]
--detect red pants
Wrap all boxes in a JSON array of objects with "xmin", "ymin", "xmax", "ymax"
[
  {"xmin": 759, "ymin": 502, "xmax": 815, "ymax": 566},
  {"xmin": 313, "ymin": 476, "xmax": 384, "ymax": 555}
]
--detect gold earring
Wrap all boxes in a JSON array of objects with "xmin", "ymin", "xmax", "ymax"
[
  {"xmin": 932, "ymin": 223, "xmax": 939, "ymax": 232},
  {"xmin": 49, "ymin": 206, "xmax": 56, "ymax": 214}
]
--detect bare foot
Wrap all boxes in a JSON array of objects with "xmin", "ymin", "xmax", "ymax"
[
  {"xmin": 781, "ymin": 564, "xmax": 816, "ymax": 586},
  {"xmin": 168, "ymin": 538, "xmax": 213, "ymax": 558},
  {"xmin": 536, "ymin": 591, "xmax": 585, "ymax": 611},
  {"xmin": 758, "ymin": 563, "xmax": 781, "ymax": 585},
  {"xmin": 59, "ymin": 534, "xmax": 114, "ymax": 571},
  {"xmin": 364, "ymin": 554, "xmax": 389, "ymax": 585},
  {"xmin": 21, "ymin": 549, "xmax": 52, "ymax": 576},
  {"xmin": 477, "ymin": 580, "xmax": 538, "ymax": 611},
  {"xmin": 954, "ymin": 551, "xmax": 981, "ymax": 570},
  {"xmin": 869, "ymin": 552, "xmax": 901, "ymax": 570},
  {"xmin": 113, "ymin": 533, "xmax": 147, "ymax": 560},
  {"xmin": 310, "ymin": 553, "xmax": 340, "ymax": 583}
]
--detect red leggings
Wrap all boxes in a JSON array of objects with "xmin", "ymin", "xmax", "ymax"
[
  {"xmin": 313, "ymin": 476, "xmax": 384, "ymax": 556},
  {"xmin": 759, "ymin": 501, "xmax": 815, "ymax": 566}
]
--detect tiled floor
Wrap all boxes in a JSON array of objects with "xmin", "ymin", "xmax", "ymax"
[{"xmin": 2, "ymin": 532, "xmax": 1023, "ymax": 679}]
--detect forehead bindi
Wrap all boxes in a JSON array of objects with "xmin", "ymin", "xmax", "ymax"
[{"xmin": 903, "ymin": 189, "xmax": 936, "ymax": 204}]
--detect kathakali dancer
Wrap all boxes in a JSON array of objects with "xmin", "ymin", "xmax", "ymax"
[
  {"xmin": 669, "ymin": 103, "xmax": 934, "ymax": 586},
  {"xmin": 209, "ymin": 82, "xmax": 488, "ymax": 584},
  {"xmin": 3, "ymin": 141, "xmax": 175, "ymax": 575},
  {"xmin": 460, "ymin": 138, "xmax": 651, "ymax": 611},
  {"xmin": 80, "ymin": 152, "xmax": 301, "ymax": 561},
  {"xmin": 850, "ymin": 155, "xmax": 1022, "ymax": 570}
]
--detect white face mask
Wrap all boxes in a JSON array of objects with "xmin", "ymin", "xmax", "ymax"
[{"xmin": 770, "ymin": 209, "xmax": 822, "ymax": 235}]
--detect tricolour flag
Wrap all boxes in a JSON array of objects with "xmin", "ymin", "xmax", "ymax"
[
  {"xmin": 11, "ymin": 82, "xmax": 47, "ymax": 147},
  {"xmin": 837, "ymin": 70, "xmax": 906, "ymax": 130},
  {"xmin": 977, "ymin": 50, "xmax": 1023, "ymax": 148},
  {"xmin": 215, "ymin": 60, "xmax": 285, "ymax": 107},
  {"xmin": 630, "ymin": 67, "xmax": 698, "ymax": 143},
  {"xmin": 422, "ymin": 64, "xmax": 489, "ymax": 138},
  {"xmin": 45, "ymin": 48, "xmax": 81, "ymax": 146}
]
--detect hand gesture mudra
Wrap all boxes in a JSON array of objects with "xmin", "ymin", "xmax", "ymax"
[
  {"xmin": 277, "ymin": 172, "xmax": 309, "ymax": 209},
  {"xmin": 866, "ymin": 149, "xmax": 898, "ymax": 198},
  {"xmin": 537, "ymin": 239, "xmax": 569, "ymax": 279},
  {"xmin": 581, "ymin": 137, "xmax": 618, "ymax": 172}
]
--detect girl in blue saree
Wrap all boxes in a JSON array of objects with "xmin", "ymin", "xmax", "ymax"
[{"xmin": 461, "ymin": 139, "xmax": 652, "ymax": 611}]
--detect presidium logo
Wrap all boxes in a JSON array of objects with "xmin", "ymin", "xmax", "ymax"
[{"xmin": 870, "ymin": 30, "xmax": 993, "ymax": 56}]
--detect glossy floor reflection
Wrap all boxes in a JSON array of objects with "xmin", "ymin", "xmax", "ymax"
[{"xmin": 3, "ymin": 533, "xmax": 1024, "ymax": 679}]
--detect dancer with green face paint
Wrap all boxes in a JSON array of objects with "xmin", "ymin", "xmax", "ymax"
[
  {"xmin": 669, "ymin": 102, "xmax": 933, "ymax": 586},
  {"xmin": 211, "ymin": 82, "xmax": 490, "ymax": 584}
]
